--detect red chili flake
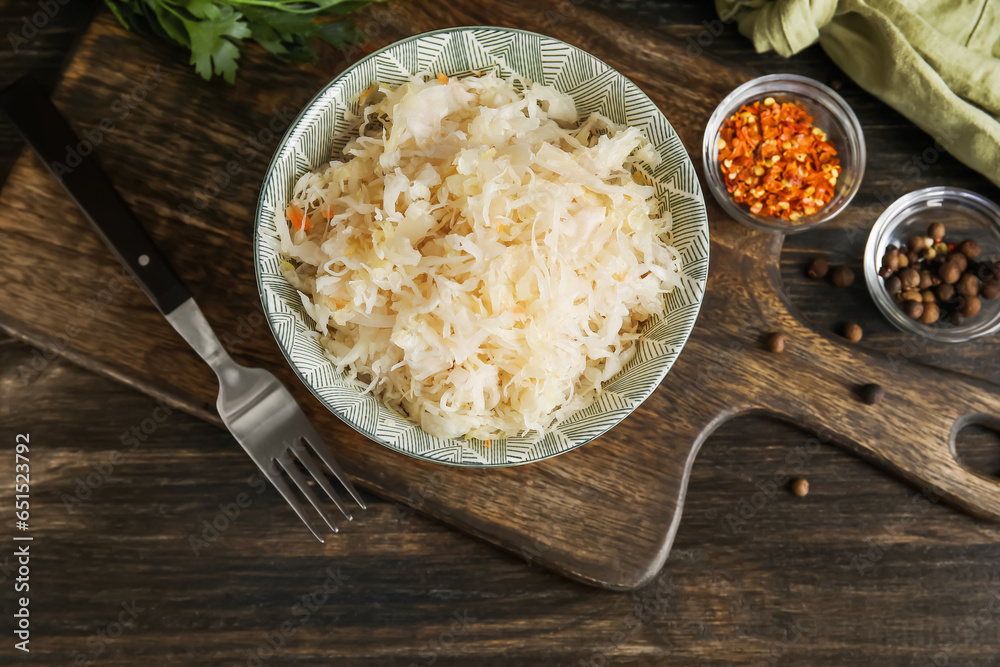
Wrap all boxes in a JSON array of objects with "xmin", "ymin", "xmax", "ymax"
[{"xmin": 717, "ymin": 97, "xmax": 841, "ymax": 221}]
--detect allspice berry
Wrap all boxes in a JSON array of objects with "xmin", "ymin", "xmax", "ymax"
[
  {"xmin": 957, "ymin": 272, "xmax": 980, "ymax": 297},
  {"xmin": 938, "ymin": 261, "xmax": 962, "ymax": 285},
  {"xmin": 806, "ymin": 257, "xmax": 829, "ymax": 279},
  {"xmin": 843, "ymin": 322, "xmax": 863, "ymax": 342},
  {"xmin": 918, "ymin": 270, "xmax": 935, "ymax": 290},
  {"xmin": 920, "ymin": 302, "xmax": 940, "ymax": 324},
  {"xmin": 859, "ymin": 383, "xmax": 886, "ymax": 405},
  {"xmin": 830, "ymin": 265, "xmax": 855, "ymax": 287},
  {"xmin": 982, "ymin": 279, "xmax": 1000, "ymax": 300},
  {"xmin": 959, "ymin": 239, "xmax": 981, "ymax": 260},
  {"xmin": 928, "ymin": 222, "xmax": 946, "ymax": 240},
  {"xmin": 902, "ymin": 300, "xmax": 924, "ymax": 320},
  {"xmin": 791, "ymin": 478, "xmax": 809, "ymax": 497},
  {"xmin": 960, "ymin": 295, "xmax": 982, "ymax": 318},
  {"xmin": 935, "ymin": 283, "xmax": 956, "ymax": 302},
  {"xmin": 907, "ymin": 235, "xmax": 927, "ymax": 252},
  {"xmin": 948, "ymin": 253, "xmax": 968, "ymax": 272},
  {"xmin": 764, "ymin": 331, "xmax": 786, "ymax": 353},
  {"xmin": 882, "ymin": 251, "xmax": 900, "ymax": 272},
  {"xmin": 885, "ymin": 275, "xmax": 902, "ymax": 295},
  {"xmin": 899, "ymin": 268, "xmax": 920, "ymax": 290},
  {"xmin": 921, "ymin": 289, "xmax": 936, "ymax": 303}
]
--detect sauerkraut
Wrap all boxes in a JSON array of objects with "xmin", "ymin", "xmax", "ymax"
[{"xmin": 279, "ymin": 72, "xmax": 681, "ymax": 440}]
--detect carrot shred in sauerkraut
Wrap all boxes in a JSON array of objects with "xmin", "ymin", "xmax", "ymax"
[{"xmin": 279, "ymin": 73, "xmax": 681, "ymax": 440}]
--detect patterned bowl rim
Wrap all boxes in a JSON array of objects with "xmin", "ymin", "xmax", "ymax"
[{"xmin": 253, "ymin": 25, "xmax": 710, "ymax": 467}]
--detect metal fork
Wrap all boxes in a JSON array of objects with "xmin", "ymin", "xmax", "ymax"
[
  {"xmin": 1, "ymin": 76, "xmax": 364, "ymax": 540},
  {"xmin": 168, "ymin": 300, "xmax": 366, "ymax": 538}
]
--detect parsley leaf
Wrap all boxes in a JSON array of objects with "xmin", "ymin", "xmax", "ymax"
[{"xmin": 104, "ymin": 0, "xmax": 379, "ymax": 83}]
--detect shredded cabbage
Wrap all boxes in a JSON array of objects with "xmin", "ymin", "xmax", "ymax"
[{"xmin": 279, "ymin": 73, "xmax": 681, "ymax": 440}]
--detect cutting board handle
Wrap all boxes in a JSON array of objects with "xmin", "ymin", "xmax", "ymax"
[{"xmin": 752, "ymin": 333, "xmax": 1000, "ymax": 520}]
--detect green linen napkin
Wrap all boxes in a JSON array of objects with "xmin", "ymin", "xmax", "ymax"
[{"xmin": 715, "ymin": 0, "xmax": 1000, "ymax": 189}]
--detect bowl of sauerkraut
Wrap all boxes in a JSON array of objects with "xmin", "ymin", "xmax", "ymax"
[{"xmin": 254, "ymin": 27, "xmax": 709, "ymax": 466}]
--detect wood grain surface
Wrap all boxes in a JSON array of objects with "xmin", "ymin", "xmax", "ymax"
[
  {"xmin": 5, "ymin": 333, "xmax": 1000, "ymax": 666},
  {"xmin": 5, "ymin": 1, "xmax": 1000, "ymax": 664},
  {"xmin": 1, "ymin": 0, "xmax": 1000, "ymax": 595}
]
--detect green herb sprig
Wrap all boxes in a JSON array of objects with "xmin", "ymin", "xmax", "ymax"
[{"xmin": 105, "ymin": 0, "xmax": 380, "ymax": 83}]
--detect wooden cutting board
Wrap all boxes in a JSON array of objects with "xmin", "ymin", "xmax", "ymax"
[{"xmin": 3, "ymin": 1, "xmax": 1000, "ymax": 591}]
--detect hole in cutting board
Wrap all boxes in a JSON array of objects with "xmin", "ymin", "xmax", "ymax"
[{"xmin": 954, "ymin": 423, "xmax": 1000, "ymax": 480}]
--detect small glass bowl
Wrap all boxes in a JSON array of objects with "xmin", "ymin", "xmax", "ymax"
[
  {"xmin": 702, "ymin": 73, "xmax": 866, "ymax": 233},
  {"xmin": 864, "ymin": 187, "xmax": 1000, "ymax": 343}
]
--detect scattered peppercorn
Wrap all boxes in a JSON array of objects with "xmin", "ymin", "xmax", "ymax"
[
  {"xmin": 843, "ymin": 322, "xmax": 863, "ymax": 342},
  {"xmin": 858, "ymin": 383, "xmax": 886, "ymax": 405},
  {"xmin": 949, "ymin": 253, "xmax": 968, "ymax": 272},
  {"xmin": 806, "ymin": 257, "xmax": 829, "ymax": 279},
  {"xmin": 982, "ymin": 279, "xmax": 1000, "ymax": 300},
  {"xmin": 918, "ymin": 270, "xmax": 934, "ymax": 290},
  {"xmin": 764, "ymin": 331, "xmax": 787, "ymax": 353},
  {"xmin": 791, "ymin": 478, "xmax": 810, "ymax": 497},
  {"xmin": 830, "ymin": 265, "xmax": 855, "ymax": 287},
  {"xmin": 928, "ymin": 222, "xmax": 945, "ymax": 241},
  {"xmin": 717, "ymin": 98, "xmax": 841, "ymax": 220}
]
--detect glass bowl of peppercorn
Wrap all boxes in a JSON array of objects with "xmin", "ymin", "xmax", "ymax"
[
  {"xmin": 865, "ymin": 186, "xmax": 1000, "ymax": 343},
  {"xmin": 702, "ymin": 73, "xmax": 865, "ymax": 233}
]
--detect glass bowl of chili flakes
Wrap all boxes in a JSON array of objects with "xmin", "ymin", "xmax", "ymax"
[{"xmin": 702, "ymin": 73, "xmax": 865, "ymax": 233}]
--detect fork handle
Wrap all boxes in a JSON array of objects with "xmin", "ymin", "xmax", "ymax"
[{"xmin": 0, "ymin": 76, "xmax": 191, "ymax": 315}]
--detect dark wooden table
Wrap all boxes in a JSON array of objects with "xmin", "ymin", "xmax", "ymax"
[{"xmin": 3, "ymin": 1, "xmax": 1000, "ymax": 665}]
